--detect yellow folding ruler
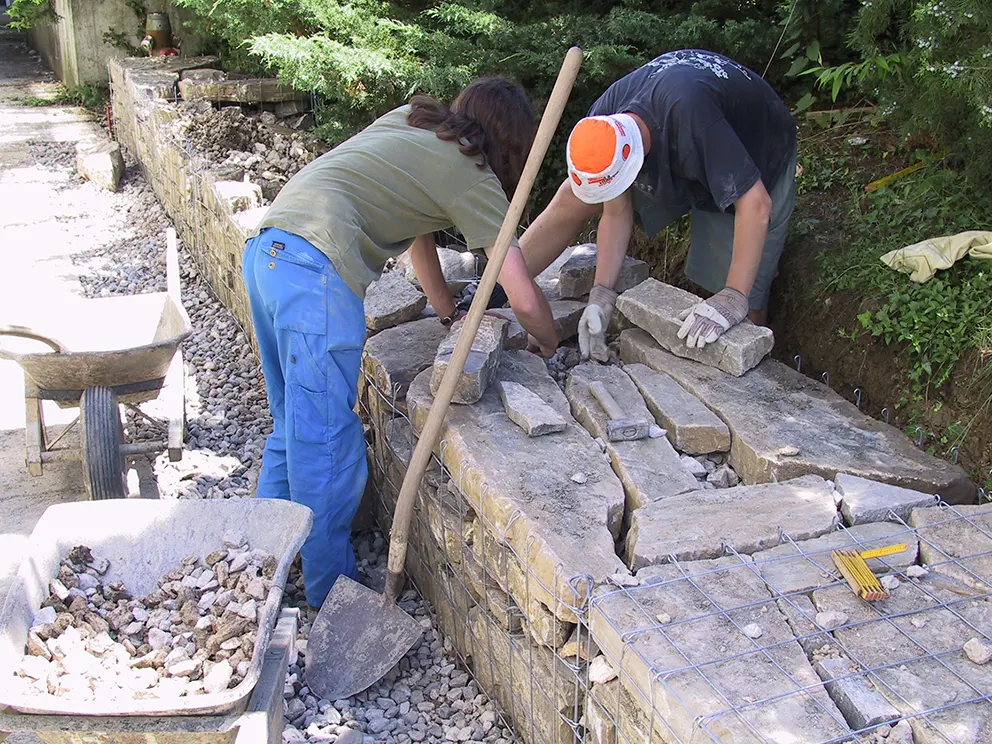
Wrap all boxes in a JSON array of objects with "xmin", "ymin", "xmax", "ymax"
[{"xmin": 831, "ymin": 543, "xmax": 909, "ymax": 601}]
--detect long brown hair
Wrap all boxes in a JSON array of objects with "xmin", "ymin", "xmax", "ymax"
[{"xmin": 407, "ymin": 77, "xmax": 536, "ymax": 200}]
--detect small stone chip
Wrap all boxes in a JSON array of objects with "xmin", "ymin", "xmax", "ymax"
[
  {"xmin": 816, "ymin": 611, "xmax": 849, "ymax": 630},
  {"xmin": 906, "ymin": 565, "xmax": 929, "ymax": 579},
  {"xmin": 589, "ymin": 656, "xmax": 618, "ymax": 685},
  {"xmin": 656, "ymin": 613, "xmax": 672, "ymax": 625},
  {"xmin": 648, "ymin": 425, "xmax": 666, "ymax": 439},
  {"xmin": 964, "ymin": 637, "xmax": 992, "ymax": 665},
  {"xmin": 881, "ymin": 575, "xmax": 900, "ymax": 591},
  {"xmin": 570, "ymin": 472, "xmax": 588, "ymax": 484},
  {"xmin": 742, "ymin": 623, "xmax": 763, "ymax": 639},
  {"xmin": 777, "ymin": 445, "xmax": 801, "ymax": 457}
]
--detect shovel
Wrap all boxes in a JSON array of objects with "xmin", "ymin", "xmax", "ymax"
[{"xmin": 305, "ymin": 46, "xmax": 584, "ymax": 702}]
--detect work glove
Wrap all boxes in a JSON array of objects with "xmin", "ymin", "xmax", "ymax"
[
  {"xmin": 578, "ymin": 284, "xmax": 618, "ymax": 363},
  {"xmin": 677, "ymin": 287, "xmax": 750, "ymax": 349}
]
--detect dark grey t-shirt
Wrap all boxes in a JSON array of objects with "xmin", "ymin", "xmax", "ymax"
[{"xmin": 589, "ymin": 49, "xmax": 797, "ymax": 214}]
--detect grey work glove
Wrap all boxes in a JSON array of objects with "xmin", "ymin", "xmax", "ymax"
[
  {"xmin": 578, "ymin": 284, "xmax": 618, "ymax": 362},
  {"xmin": 677, "ymin": 287, "xmax": 750, "ymax": 349}
]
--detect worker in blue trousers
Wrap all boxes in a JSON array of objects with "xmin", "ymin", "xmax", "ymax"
[{"xmin": 242, "ymin": 78, "xmax": 559, "ymax": 611}]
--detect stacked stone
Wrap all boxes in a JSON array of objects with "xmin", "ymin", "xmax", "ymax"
[{"xmin": 12, "ymin": 538, "xmax": 275, "ymax": 703}]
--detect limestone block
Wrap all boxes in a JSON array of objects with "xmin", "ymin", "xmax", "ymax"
[
  {"xmin": 181, "ymin": 68, "xmax": 225, "ymax": 82},
  {"xmin": 127, "ymin": 69, "xmax": 179, "ymax": 99},
  {"xmin": 534, "ymin": 245, "xmax": 578, "ymax": 300},
  {"xmin": 560, "ymin": 626, "xmax": 599, "ymax": 661},
  {"xmin": 497, "ymin": 380, "xmax": 567, "ymax": 437},
  {"xmin": 231, "ymin": 207, "xmax": 268, "ymax": 241},
  {"xmin": 625, "ymin": 475, "xmax": 838, "ymax": 570},
  {"xmin": 909, "ymin": 503, "xmax": 992, "ymax": 592},
  {"xmin": 462, "ymin": 548, "xmax": 522, "ymax": 632},
  {"xmin": 363, "ymin": 318, "xmax": 449, "ymax": 402},
  {"xmin": 430, "ymin": 316, "xmax": 508, "ymax": 405},
  {"xmin": 179, "ymin": 76, "xmax": 300, "ymax": 103},
  {"xmin": 836, "ymin": 473, "xmax": 938, "ymax": 525},
  {"xmin": 556, "ymin": 243, "xmax": 649, "ymax": 300},
  {"xmin": 397, "ymin": 246, "xmax": 477, "ymax": 293},
  {"xmin": 76, "ymin": 141, "xmax": 124, "ymax": 192},
  {"xmin": 814, "ymin": 657, "xmax": 901, "ymax": 731},
  {"xmin": 380, "ymin": 417, "xmax": 444, "ymax": 519},
  {"xmin": 274, "ymin": 99, "xmax": 312, "ymax": 118},
  {"xmin": 753, "ymin": 522, "xmax": 918, "ymax": 596},
  {"xmin": 812, "ymin": 581, "xmax": 992, "ymax": 743},
  {"xmin": 621, "ymin": 328, "xmax": 975, "ymax": 502},
  {"xmin": 365, "ymin": 271, "xmax": 428, "ymax": 332},
  {"xmin": 467, "ymin": 608, "xmax": 579, "ymax": 744},
  {"xmin": 617, "ymin": 279, "xmax": 773, "ymax": 376},
  {"xmin": 589, "ymin": 557, "xmax": 851, "ymax": 743},
  {"xmin": 565, "ymin": 364, "xmax": 698, "ymax": 513},
  {"xmin": 213, "ymin": 180, "xmax": 263, "ymax": 214},
  {"xmin": 626, "ymin": 362, "xmax": 731, "ymax": 454},
  {"xmin": 407, "ymin": 351, "xmax": 629, "ymax": 620},
  {"xmin": 486, "ymin": 300, "xmax": 585, "ymax": 350}
]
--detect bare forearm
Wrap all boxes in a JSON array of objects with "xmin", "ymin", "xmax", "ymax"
[
  {"xmin": 726, "ymin": 181, "xmax": 772, "ymax": 298},
  {"xmin": 593, "ymin": 191, "xmax": 634, "ymax": 289},
  {"xmin": 520, "ymin": 180, "xmax": 600, "ymax": 277},
  {"xmin": 494, "ymin": 246, "xmax": 558, "ymax": 352},
  {"xmin": 408, "ymin": 234, "xmax": 456, "ymax": 318}
]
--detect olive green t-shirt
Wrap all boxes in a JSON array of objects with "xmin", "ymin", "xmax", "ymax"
[{"xmin": 251, "ymin": 105, "xmax": 514, "ymax": 299}]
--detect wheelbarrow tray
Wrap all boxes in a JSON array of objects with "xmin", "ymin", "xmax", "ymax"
[
  {"xmin": 2, "ymin": 292, "xmax": 191, "ymax": 398},
  {"xmin": 0, "ymin": 499, "xmax": 313, "ymax": 717}
]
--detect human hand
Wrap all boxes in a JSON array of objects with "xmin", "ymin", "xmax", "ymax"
[
  {"xmin": 578, "ymin": 284, "xmax": 617, "ymax": 362},
  {"xmin": 527, "ymin": 334, "xmax": 557, "ymax": 359},
  {"xmin": 677, "ymin": 287, "xmax": 749, "ymax": 349}
]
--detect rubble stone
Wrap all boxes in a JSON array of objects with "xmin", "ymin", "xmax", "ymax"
[
  {"xmin": 76, "ymin": 140, "xmax": 125, "ymax": 192},
  {"xmin": 486, "ymin": 300, "xmax": 584, "ymax": 350},
  {"xmin": 836, "ymin": 473, "xmax": 938, "ymax": 525},
  {"xmin": 364, "ymin": 271, "xmax": 427, "ymax": 332},
  {"xmin": 362, "ymin": 317, "xmax": 449, "ymax": 402},
  {"xmin": 616, "ymin": 279, "xmax": 773, "ymax": 376},
  {"xmin": 397, "ymin": 246, "xmax": 477, "ymax": 293},
  {"xmin": 430, "ymin": 316, "xmax": 508, "ymax": 405},
  {"xmin": 498, "ymin": 380, "xmax": 567, "ymax": 437},
  {"xmin": 625, "ymin": 362, "xmax": 730, "ymax": 454},
  {"xmin": 589, "ymin": 557, "xmax": 850, "ymax": 743},
  {"xmin": 557, "ymin": 244, "xmax": 649, "ymax": 299},
  {"xmin": 408, "ymin": 351, "xmax": 629, "ymax": 619},
  {"xmin": 625, "ymin": 475, "xmax": 837, "ymax": 569},
  {"xmin": 964, "ymin": 638, "xmax": 992, "ymax": 665},
  {"xmin": 566, "ymin": 364, "xmax": 698, "ymax": 512},
  {"xmin": 620, "ymin": 329, "xmax": 974, "ymax": 502},
  {"xmin": 213, "ymin": 180, "xmax": 263, "ymax": 214}
]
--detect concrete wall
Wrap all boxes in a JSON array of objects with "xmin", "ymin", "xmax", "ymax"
[{"xmin": 29, "ymin": 0, "xmax": 203, "ymax": 87}]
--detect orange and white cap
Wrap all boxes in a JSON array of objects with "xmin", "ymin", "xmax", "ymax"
[{"xmin": 566, "ymin": 114, "xmax": 644, "ymax": 204}]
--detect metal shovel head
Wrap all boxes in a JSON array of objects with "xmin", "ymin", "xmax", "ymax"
[{"xmin": 304, "ymin": 576, "xmax": 423, "ymax": 701}]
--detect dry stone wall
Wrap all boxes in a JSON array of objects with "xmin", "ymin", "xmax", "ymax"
[{"xmin": 110, "ymin": 57, "xmax": 988, "ymax": 743}]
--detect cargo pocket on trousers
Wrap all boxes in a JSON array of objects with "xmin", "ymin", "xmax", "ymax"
[
  {"xmin": 290, "ymin": 382, "xmax": 330, "ymax": 445},
  {"xmin": 288, "ymin": 333, "xmax": 331, "ymax": 445}
]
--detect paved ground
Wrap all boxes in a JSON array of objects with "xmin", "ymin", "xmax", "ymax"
[{"xmin": 0, "ymin": 13, "xmax": 108, "ymax": 601}]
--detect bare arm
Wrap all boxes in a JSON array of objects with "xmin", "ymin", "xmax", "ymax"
[
  {"xmin": 487, "ymin": 244, "xmax": 558, "ymax": 356},
  {"xmin": 519, "ymin": 179, "xmax": 601, "ymax": 277},
  {"xmin": 593, "ymin": 190, "xmax": 635, "ymax": 289},
  {"xmin": 725, "ymin": 179, "xmax": 772, "ymax": 297},
  {"xmin": 408, "ymin": 234, "xmax": 457, "ymax": 321}
]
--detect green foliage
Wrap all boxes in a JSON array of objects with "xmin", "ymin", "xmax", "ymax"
[
  {"xmin": 21, "ymin": 84, "xmax": 108, "ymax": 109},
  {"xmin": 7, "ymin": 0, "xmax": 57, "ymax": 30},
  {"xmin": 818, "ymin": 165, "xmax": 992, "ymax": 400}
]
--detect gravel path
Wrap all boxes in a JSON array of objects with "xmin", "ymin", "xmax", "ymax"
[{"xmin": 15, "ymin": 136, "xmax": 515, "ymax": 744}]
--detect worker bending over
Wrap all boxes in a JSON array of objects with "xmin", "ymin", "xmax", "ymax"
[
  {"xmin": 521, "ymin": 49, "xmax": 798, "ymax": 360},
  {"xmin": 243, "ymin": 78, "xmax": 557, "ymax": 609}
]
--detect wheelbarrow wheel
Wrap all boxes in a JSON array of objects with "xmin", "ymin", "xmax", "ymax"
[{"xmin": 79, "ymin": 386, "xmax": 127, "ymax": 500}]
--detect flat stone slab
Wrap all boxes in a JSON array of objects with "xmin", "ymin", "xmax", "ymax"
[
  {"xmin": 497, "ymin": 381, "xmax": 567, "ymax": 437},
  {"xmin": 753, "ymin": 522, "xmax": 919, "ymax": 596},
  {"xmin": 909, "ymin": 504, "xmax": 992, "ymax": 592},
  {"xmin": 487, "ymin": 300, "xmax": 584, "ymax": 350},
  {"xmin": 408, "ymin": 350, "xmax": 628, "ymax": 619},
  {"xmin": 589, "ymin": 557, "xmax": 852, "ymax": 743},
  {"xmin": 430, "ymin": 316, "xmax": 507, "ymax": 405},
  {"xmin": 620, "ymin": 328, "xmax": 975, "ymax": 503},
  {"xmin": 178, "ymin": 76, "xmax": 301, "ymax": 103},
  {"xmin": 565, "ymin": 364, "xmax": 698, "ymax": 513},
  {"xmin": 557, "ymin": 243, "xmax": 649, "ymax": 299},
  {"xmin": 814, "ymin": 657, "xmax": 901, "ymax": 731},
  {"xmin": 625, "ymin": 475, "xmax": 838, "ymax": 570},
  {"xmin": 836, "ymin": 473, "xmax": 938, "ymax": 525},
  {"xmin": 626, "ymin": 362, "xmax": 730, "ymax": 454},
  {"xmin": 76, "ymin": 141, "xmax": 124, "ymax": 192},
  {"xmin": 364, "ymin": 271, "xmax": 427, "ymax": 332},
  {"xmin": 362, "ymin": 318, "xmax": 448, "ymax": 400},
  {"xmin": 812, "ymin": 579, "xmax": 992, "ymax": 743},
  {"xmin": 616, "ymin": 279, "xmax": 773, "ymax": 377}
]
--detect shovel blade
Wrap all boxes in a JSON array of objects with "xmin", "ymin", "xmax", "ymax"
[{"xmin": 304, "ymin": 576, "xmax": 423, "ymax": 701}]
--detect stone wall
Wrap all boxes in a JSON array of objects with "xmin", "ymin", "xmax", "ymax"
[{"xmin": 109, "ymin": 57, "xmax": 991, "ymax": 743}]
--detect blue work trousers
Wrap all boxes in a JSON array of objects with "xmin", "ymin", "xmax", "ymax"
[{"xmin": 242, "ymin": 227, "xmax": 367, "ymax": 608}]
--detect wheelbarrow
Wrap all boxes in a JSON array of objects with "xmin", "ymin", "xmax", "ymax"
[{"xmin": 0, "ymin": 228, "xmax": 192, "ymax": 500}]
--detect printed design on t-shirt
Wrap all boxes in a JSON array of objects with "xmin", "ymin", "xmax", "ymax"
[{"xmin": 644, "ymin": 50, "xmax": 751, "ymax": 81}]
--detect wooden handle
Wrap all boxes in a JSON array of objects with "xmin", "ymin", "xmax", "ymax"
[
  {"xmin": 166, "ymin": 227, "xmax": 181, "ymax": 304},
  {"xmin": 588, "ymin": 381, "xmax": 624, "ymax": 421},
  {"xmin": 385, "ymin": 46, "xmax": 584, "ymax": 602}
]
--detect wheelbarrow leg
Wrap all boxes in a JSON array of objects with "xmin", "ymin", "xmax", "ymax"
[
  {"xmin": 25, "ymin": 394, "xmax": 45, "ymax": 476},
  {"xmin": 164, "ymin": 347, "xmax": 185, "ymax": 462}
]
